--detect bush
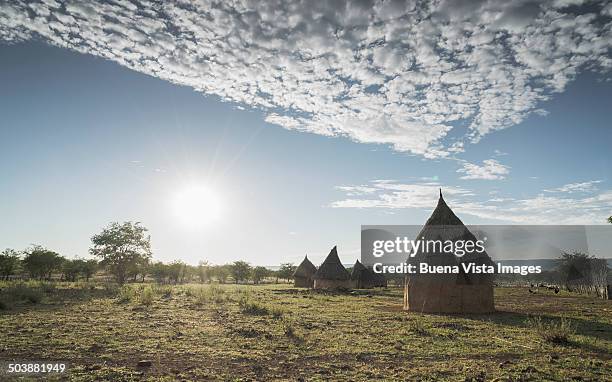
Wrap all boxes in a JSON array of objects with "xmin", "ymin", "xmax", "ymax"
[
  {"xmin": 408, "ymin": 318, "xmax": 430, "ymax": 336},
  {"xmin": 117, "ymin": 285, "xmax": 135, "ymax": 303},
  {"xmin": 154, "ymin": 285, "xmax": 172, "ymax": 298},
  {"xmin": 0, "ymin": 299, "xmax": 8, "ymax": 310},
  {"xmin": 282, "ymin": 319, "xmax": 304, "ymax": 342},
  {"xmin": 23, "ymin": 288, "xmax": 43, "ymax": 304},
  {"xmin": 140, "ymin": 285, "xmax": 154, "ymax": 306},
  {"xmin": 239, "ymin": 296, "xmax": 269, "ymax": 315},
  {"xmin": 39, "ymin": 282, "xmax": 56, "ymax": 294},
  {"xmin": 270, "ymin": 306, "xmax": 284, "ymax": 319},
  {"xmin": 2, "ymin": 283, "xmax": 44, "ymax": 305},
  {"xmin": 526, "ymin": 316, "xmax": 575, "ymax": 344}
]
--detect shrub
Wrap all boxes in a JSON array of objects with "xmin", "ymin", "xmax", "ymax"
[
  {"xmin": 154, "ymin": 285, "xmax": 172, "ymax": 298},
  {"xmin": 140, "ymin": 286, "xmax": 154, "ymax": 306},
  {"xmin": 193, "ymin": 287, "xmax": 208, "ymax": 305},
  {"xmin": 526, "ymin": 316, "xmax": 575, "ymax": 344},
  {"xmin": 117, "ymin": 285, "xmax": 135, "ymax": 303},
  {"xmin": 270, "ymin": 306, "xmax": 284, "ymax": 319},
  {"xmin": 39, "ymin": 282, "xmax": 56, "ymax": 294},
  {"xmin": 282, "ymin": 319, "xmax": 304, "ymax": 342},
  {"xmin": 239, "ymin": 296, "xmax": 269, "ymax": 315},
  {"xmin": 3, "ymin": 283, "xmax": 44, "ymax": 305},
  {"xmin": 23, "ymin": 288, "xmax": 43, "ymax": 304},
  {"xmin": 408, "ymin": 318, "xmax": 430, "ymax": 336}
]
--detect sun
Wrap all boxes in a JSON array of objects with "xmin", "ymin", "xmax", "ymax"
[{"xmin": 172, "ymin": 184, "xmax": 223, "ymax": 228}]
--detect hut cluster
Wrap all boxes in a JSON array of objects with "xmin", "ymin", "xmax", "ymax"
[
  {"xmin": 293, "ymin": 246, "xmax": 387, "ymax": 290},
  {"xmin": 293, "ymin": 191, "xmax": 495, "ymax": 314}
]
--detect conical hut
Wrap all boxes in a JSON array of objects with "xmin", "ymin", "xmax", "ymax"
[
  {"xmin": 293, "ymin": 255, "xmax": 317, "ymax": 288},
  {"xmin": 404, "ymin": 190, "xmax": 495, "ymax": 313},
  {"xmin": 313, "ymin": 246, "xmax": 351, "ymax": 289},
  {"xmin": 351, "ymin": 260, "xmax": 387, "ymax": 288}
]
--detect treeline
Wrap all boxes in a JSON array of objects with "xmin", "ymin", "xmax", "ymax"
[
  {"xmin": 0, "ymin": 246, "xmax": 298, "ymax": 285},
  {"xmin": 0, "ymin": 221, "xmax": 299, "ymax": 285},
  {"xmin": 495, "ymin": 251, "xmax": 610, "ymax": 299},
  {"xmin": 0, "ymin": 246, "xmax": 299, "ymax": 285},
  {"xmin": 0, "ymin": 246, "xmax": 97, "ymax": 282}
]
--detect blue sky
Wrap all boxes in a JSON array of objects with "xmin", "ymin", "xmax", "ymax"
[{"xmin": 0, "ymin": 1, "xmax": 611, "ymax": 265}]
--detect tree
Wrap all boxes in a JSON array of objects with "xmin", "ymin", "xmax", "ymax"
[
  {"xmin": 608, "ymin": 216, "xmax": 612, "ymax": 224},
  {"xmin": 230, "ymin": 261, "xmax": 251, "ymax": 284},
  {"xmin": 22, "ymin": 246, "xmax": 63, "ymax": 280},
  {"xmin": 81, "ymin": 259, "xmax": 98, "ymax": 281},
  {"xmin": 251, "ymin": 266, "xmax": 269, "ymax": 284},
  {"xmin": 61, "ymin": 259, "xmax": 85, "ymax": 282},
  {"xmin": 89, "ymin": 221, "xmax": 152, "ymax": 285},
  {"xmin": 197, "ymin": 261, "xmax": 210, "ymax": 283},
  {"xmin": 557, "ymin": 251, "xmax": 593, "ymax": 289},
  {"xmin": 211, "ymin": 265, "xmax": 230, "ymax": 284},
  {"xmin": 168, "ymin": 260, "xmax": 186, "ymax": 284},
  {"xmin": 0, "ymin": 248, "xmax": 21, "ymax": 280},
  {"xmin": 277, "ymin": 263, "xmax": 296, "ymax": 282},
  {"xmin": 150, "ymin": 261, "xmax": 169, "ymax": 283}
]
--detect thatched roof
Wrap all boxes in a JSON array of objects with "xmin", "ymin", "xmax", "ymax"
[
  {"xmin": 408, "ymin": 190, "xmax": 494, "ymax": 284},
  {"xmin": 293, "ymin": 255, "xmax": 317, "ymax": 278},
  {"xmin": 350, "ymin": 260, "xmax": 368, "ymax": 280},
  {"xmin": 313, "ymin": 246, "xmax": 350, "ymax": 280},
  {"xmin": 352, "ymin": 260, "xmax": 387, "ymax": 287}
]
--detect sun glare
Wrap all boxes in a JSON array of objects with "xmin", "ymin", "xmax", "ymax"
[{"xmin": 172, "ymin": 184, "xmax": 223, "ymax": 228}]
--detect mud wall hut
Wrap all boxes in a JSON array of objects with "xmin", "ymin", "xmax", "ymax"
[
  {"xmin": 313, "ymin": 246, "xmax": 352, "ymax": 289},
  {"xmin": 404, "ymin": 191, "xmax": 495, "ymax": 313},
  {"xmin": 293, "ymin": 255, "xmax": 317, "ymax": 288}
]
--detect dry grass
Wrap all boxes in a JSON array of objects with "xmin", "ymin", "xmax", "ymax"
[{"xmin": 0, "ymin": 283, "xmax": 609, "ymax": 381}]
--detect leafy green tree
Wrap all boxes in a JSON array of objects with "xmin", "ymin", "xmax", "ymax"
[
  {"xmin": 251, "ymin": 266, "xmax": 269, "ymax": 284},
  {"xmin": 81, "ymin": 259, "xmax": 98, "ymax": 281},
  {"xmin": 211, "ymin": 265, "xmax": 230, "ymax": 284},
  {"xmin": 230, "ymin": 261, "xmax": 251, "ymax": 284},
  {"xmin": 22, "ymin": 246, "xmax": 63, "ymax": 280},
  {"xmin": 0, "ymin": 248, "xmax": 21, "ymax": 280},
  {"xmin": 89, "ymin": 222, "xmax": 152, "ymax": 285},
  {"xmin": 61, "ymin": 259, "xmax": 84, "ymax": 282},
  {"xmin": 150, "ymin": 261, "xmax": 169, "ymax": 283},
  {"xmin": 608, "ymin": 216, "xmax": 612, "ymax": 224},
  {"xmin": 277, "ymin": 263, "xmax": 296, "ymax": 282}
]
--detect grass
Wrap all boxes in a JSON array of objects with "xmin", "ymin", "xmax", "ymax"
[
  {"xmin": 526, "ymin": 316, "xmax": 576, "ymax": 344},
  {"xmin": 0, "ymin": 283, "xmax": 609, "ymax": 381}
]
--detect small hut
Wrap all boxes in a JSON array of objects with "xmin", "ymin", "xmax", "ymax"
[
  {"xmin": 404, "ymin": 190, "xmax": 495, "ymax": 313},
  {"xmin": 313, "ymin": 246, "xmax": 351, "ymax": 289},
  {"xmin": 293, "ymin": 255, "xmax": 317, "ymax": 288},
  {"xmin": 351, "ymin": 260, "xmax": 387, "ymax": 288}
]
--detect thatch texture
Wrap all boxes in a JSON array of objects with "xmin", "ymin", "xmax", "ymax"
[
  {"xmin": 293, "ymin": 255, "xmax": 317, "ymax": 288},
  {"xmin": 404, "ymin": 190, "xmax": 495, "ymax": 313},
  {"xmin": 313, "ymin": 246, "xmax": 351, "ymax": 289},
  {"xmin": 351, "ymin": 260, "xmax": 387, "ymax": 289}
]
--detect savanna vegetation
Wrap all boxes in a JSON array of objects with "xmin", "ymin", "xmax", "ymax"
[
  {"xmin": 0, "ymin": 282, "xmax": 610, "ymax": 381},
  {"xmin": 1, "ymin": 221, "xmax": 610, "ymax": 380}
]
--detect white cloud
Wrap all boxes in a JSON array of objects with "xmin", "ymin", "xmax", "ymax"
[
  {"xmin": 457, "ymin": 159, "xmax": 510, "ymax": 180},
  {"xmin": 1, "ymin": 1, "xmax": 611, "ymax": 157},
  {"xmin": 332, "ymin": 180, "xmax": 612, "ymax": 224},
  {"xmin": 543, "ymin": 180, "xmax": 602, "ymax": 193}
]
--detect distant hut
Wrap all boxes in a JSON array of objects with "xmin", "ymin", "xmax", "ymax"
[
  {"xmin": 404, "ymin": 190, "xmax": 495, "ymax": 313},
  {"xmin": 293, "ymin": 255, "xmax": 317, "ymax": 288},
  {"xmin": 313, "ymin": 246, "xmax": 351, "ymax": 289},
  {"xmin": 351, "ymin": 260, "xmax": 387, "ymax": 289}
]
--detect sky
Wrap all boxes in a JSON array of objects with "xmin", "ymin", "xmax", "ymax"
[{"xmin": 0, "ymin": 0, "xmax": 611, "ymax": 265}]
